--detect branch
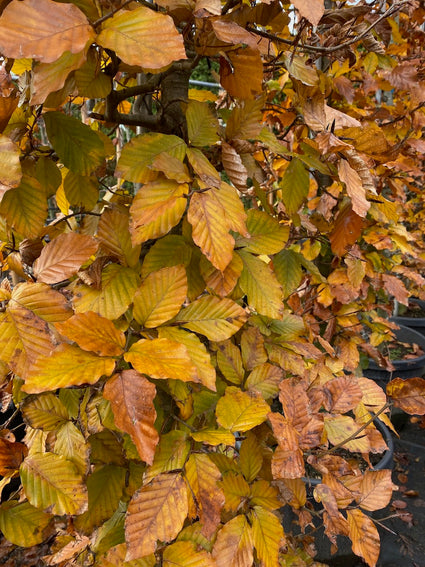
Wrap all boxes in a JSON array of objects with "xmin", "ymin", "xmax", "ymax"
[
  {"xmin": 92, "ymin": 0, "xmax": 157, "ymax": 29},
  {"xmin": 247, "ymin": 0, "xmax": 410, "ymax": 55}
]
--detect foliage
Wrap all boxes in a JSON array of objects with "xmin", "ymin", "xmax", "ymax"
[{"xmin": 0, "ymin": 0, "xmax": 424, "ymax": 566}]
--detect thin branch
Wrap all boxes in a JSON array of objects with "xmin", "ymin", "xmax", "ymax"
[
  {"xmin": 380, "ymin": 102, "xmax": 425, "ymax": 126},
  {"xmin": 51, "ymin": 211, "xmax": 102, "ymax": 226},
  {"xmin": 247, "ymin": 1, "xmax": 410, "ymax": 55},
  {"xmin": 92, "ymin": 0, "xmax": 134, "ymax": 29}
]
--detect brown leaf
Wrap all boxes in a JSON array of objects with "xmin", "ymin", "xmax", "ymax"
[
  {"xmin": 269, "ymin": 412, "xmax": 305, "ymax": 479},
  {"xmin": 221, "ymin": 142, "xmax": 248, "ymax": 192},
  {"xmin": 347, "ymin": 508, "xmax": 380, "ymax": 567},
  {"xmin": 0, "ymin": 437, "xmax": 27, "ymax": 475},
  {"xmin": 387, "ymin": 378, "xmax": 425, "ymax": 415},
  {"xmin": 220, "ymin": 47, "xmax": 263, "ymax": 100},
  {"xmin": 323, "ymin": 376, "xmax": 363, "ymax": 413},
  {"xmin": 292, "ymin": 0, "xmax": 324, "ymax": 26},
  {"xmin": 104, "ymin": 370, "xmax": 159, "ymax": 465},
  {"xmin": 338, "ymin": 159, "xmax": 370, "ymax": 218}
]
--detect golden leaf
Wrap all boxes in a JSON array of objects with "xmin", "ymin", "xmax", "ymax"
[
  {"xmin": 125, "ymin": 473, "xmax": 188, "ymax": 560},
  {"xmin": 22, "ymin": 344, "xmax": 116, "ymax": 394},
  {"xmin": 104, "ymin": 370, "xmax": 159, "ymax": 465},
  {"xmin": 125, "ymin": 338, "xmax": 198, "ymax": 383},
  {"xmin": 251, "ymin": 506, "xmax": 285, "ymax": 567},
  {"xmin": 387, "ymin": 377, "xmax": 425, "ymax": 415},
  {"xmin": 216, "ymin": 387, "xmax": 270, "ymax": 432},
  {"xmin": 355, "ymin": 469, "xmax": 395, "ymax": 512},
  {"xmin": 324, "ymin": 415, "xmax": 370, "ymax": 453},
  {"xmin": 163, "ymin": 541, "xmax": 216, "ymax": 567},
  {"xmin": 97, "ymin": 6, "xmax": 186, "ymax": 70},
  {"xmin": 0, "ymin": 501, "xmax": 52, "ymax": 548},
  {"xmin": 97, "ymin": 206, "xmax": 141, "ymax": 268},
  {"xmin": 134, "ymin": 266, "xmax": 187, "ymax": 328}
]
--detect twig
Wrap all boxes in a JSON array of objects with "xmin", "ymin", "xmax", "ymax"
[
  {"xmin": 50, "ymin": 211, "xmax": 101, "ymax": 226},
  {"xmin": 92, "ymin": 0, "xmax": 134, "ymax": 29}
]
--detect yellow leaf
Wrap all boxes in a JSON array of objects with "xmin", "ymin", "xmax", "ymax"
[
  {"xmin": 97, "ymin": 6, "xmax": 186, "ymax": 70},
  {"xmin": 251, "ymin": 506, "xmax": 284, "ymax": 567},
  {"xmin": 74, "ymin": 49, "xmax": 112, "ymax": 99},
  {"xmin": 176, "ymin": 296, "xmax": 248, "ymax": 342},
  {"xmin": 159, "ymin": 327, "xmax": 216, "ymax": 391},
  {"xmin": 240, "ymin": 433, "xmax": 263, "ymax": 483},
  {"xmin": 191, "ymin": 428, "xmax": 235, "ymax": 447},
  {"xmin": 20, "ymin": 452, "xmax": 88, "ymax": 515},
  {"xmin": 189, "ymin": 89, "xmax": 218, "ymax": 102},
  {"xmin": 104, "ymin": 370, "xmax": 159, "ymax": 465},
  {"xmin": 216, "ymin": 387, "xmax": 270, "ymax": 432},
  {"xmin": 130, "ymin": 179, "xmax": 187, "ymax": 245},
  {"xmin": 163, "ymin": 541, "xmax": 216, "ymax": 567},
  {"xmin": 237, "ymin": 250, "xmax": 283, "ymax": 319},
  {"xmin": 188, "ymin": 190, "xmax": 234, "ymax": 272},
  {"xmin": 116, "ymin": 132, "xmax": 186, "ymax": 184},
  {"xmin": 187, "ymin": 100, "xmax": 219, "ymax": 147},
  {"xmin": 134, "ymin": 266, "xmax": 187, "ymax": 328},
  {"xmin": 30, "ymin": 50, "xmax": 87, "ymax": 105},
  {"xmin": 0, "ymin": 0, "xmax": 94, "ymax": 63},
  {"xmin": 0, "ymin": 175, "xmax": 46, "ymax": 238},
  {"xmin": 63, "ymin": 171, "xmax": 99, "ymax": 211},
  {"xmin": 0, "ymin": 135, "xmax": 21, "ymax": 190},
  {"xmin": 324, "ymin": 415, "xmax": 370, "ymax": 453},
  {"xmin": 0, "ymin": 501, "xmax": 52, "ymax": 548},
  {"xmin": 212, "ymin": 515, "xmax": 253, "ymax": 567},
  {"xmin": 21, "ymin": 392, "xmax": 69, "ymax": 431},
  {"xmin": 185, "ymin": 453, "xmax": 224, "ymax": 537},
  {"xmin": 54, "ymin": 421, "xmax": 89, "ymax": 476},
  {"xmin": 226, "ymin": 98, "xmax": 264, "ymax": 141},
  {"xmin": 236, "ymin": 210, "xmax": 289, "ymax": 255},
  {"xmin": 56, "ymin": 311, "xmax": 125, "ymax": 357},
  {"xmin": 142, "ymin": 235, "xmax": 192, "ymax": 277},
  {"xmin": 73, "ymin": 264, "xmax": 140, "ymax": 320},
  {"xmin": 347, "ymin": 508, "xmax": 380, "ymax": 567},
  {"xmin": 213, "ymin": 182, "xmax": 248, "ymax": 236},
  {"xmin": 22, "ymin": 343, "xmax": 116, "ymax": 394},
  {"xmin": 186, "ymin": 147, "xmax": 221, "ymax": 182},
  {"xmin": 33, "ymin": 233, "xmax": 98, "ymax": 284},
  {"xmin": 125, "ymin": 338, "xmax": 199, "ymax": 383},
  {"xmin": 250, "ymin": 480, "xmax": 282, "ymax": 510},
  {"xmin": 125, "ymin": 473, "xmax": 188, "ymax": 560}
]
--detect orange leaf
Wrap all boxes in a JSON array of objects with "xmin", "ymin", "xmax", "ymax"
[
  {"xmin": 323, "ymin": 376, "xmax": 363, "ymax": 413},
  {"xmin": 387, "ymin": 377, "xmax": 425, "ymax": 415},
  {"xmin": 347, "ymin": 508, "xmax": 380, "ymax": 567},
  {"xmin": 330, "ymin": 204, "xmax": 364, "ymax": 257},
  {"xmin": 56, "ymin": 311, "xmax": 125, "ymax": 357},
  {"xmin": 355, "ymin": 469, "xmax": 395, "ymax": 511},
  {"xmin": 125, "ymin": 473, "xmax": 188, "ymax": 560},
  {"xmin": 292, "ymin": 0, "xmax": 324, "ymax": 26},
  {"xmin": 33, "ymin": 234, "xmax": 98, "ymax": 284},
  {"xmin": 338, "ymin": 159, "xmax": 370, "ymax": 218},
  {"xmin": 0, "ymin": 0, "xmax": 94, "ymax": 63},
  {"xmin": 103, "ymin": 370, "xmax": 159, "ymax": 465},
  {"xmin": 220, "ymin": 48, "xmax": 263, "ymax": 100}
]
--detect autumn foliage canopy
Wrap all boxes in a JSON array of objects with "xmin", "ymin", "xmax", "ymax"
[{"xmin": 0, "ymin": 0, "xmax": 424, "ymax": 565}]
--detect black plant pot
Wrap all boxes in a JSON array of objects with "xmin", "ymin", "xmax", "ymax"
[
  {"xmin": 363, "ymin": 324, "xmax": 425, "ymax": 388},
  {"xmin": 392, "ymin": 298, "xmax": 425, "ymax": 337},
  {"xmin": 281, "ymin": 419, "xmax": 394, "ymax": 563}
]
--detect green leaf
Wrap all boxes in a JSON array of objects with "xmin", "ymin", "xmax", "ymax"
[
  {"xmin": 54, "ymin": 421, "xmax": 89, "ymax": 476},
  {"xmin": 145, "ymin": 430, "xmax": 190, "ymax": 483},
  {"xmin": 0, "ymin": 500, "xmax": 52, "ymax": 547},
  {"xmin": 43, "ymin": 111, "xmax": 105, "ymax": 175},
  {"xmin": 272, "ymin": 249, "xmax": 304, "ymax": 300},
  {"xmin": 116, "ymin": 133, "xmax": 186, "ymax": 184},
  {"xmin": 279, "ymin": 158, "xmax": 309, "ymax": 216},
  {"xmin": 236, "ymin": 209, "xmax": 289, "ymax": 255},
  {"xmin": 63, "ymin": 170, "xmax": 99, "ymax": 210},
  {"xmin": 237, "ymin": 250, "xmax": 283, "ymax": 319},
  {"xmin": 0, "ymin": 175, "xmax": 46, "ymax": 237},
  {"xmin": 141, "ymin": 235, "xmax": 192, "ymax": 277},
  {"xmin": 75, "ymin": 465, "xmax": 126, "ymax": 533},
  {"xmin": 187, "ymin": 100, "xmax": 219, "ymax": 147}
]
